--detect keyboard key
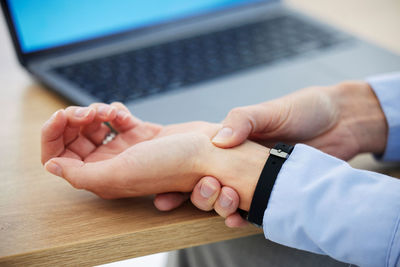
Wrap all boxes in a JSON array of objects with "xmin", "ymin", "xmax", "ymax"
[{"xmin": 53, "ymin": 15, "xmax": 343, "ymax": 103}]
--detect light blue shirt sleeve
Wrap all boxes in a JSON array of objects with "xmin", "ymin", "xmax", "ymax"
[
  {"xmin": 261, "ymin": 73, "xmax": 400, "ymax": 266},
  {"xmin": 263, "ymin": 144, "xmax": 400, "ymax": 267},
  {"xmin": 367, "ymin": 72, "xmax": 400, "ymax": 162}
]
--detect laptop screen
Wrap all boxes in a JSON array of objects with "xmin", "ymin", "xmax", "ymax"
[{"xmin": 7, "ymin": 0, "xmax": 265, "ymax": 54}]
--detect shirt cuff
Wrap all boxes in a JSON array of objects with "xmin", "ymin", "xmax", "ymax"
[
  {"xmin": 367, "ymin": 72, "xmax": 400, "ymax": 162},
  {"xmin": 262, "ymin": 144, "xmax": 400, "ymax": 267}
]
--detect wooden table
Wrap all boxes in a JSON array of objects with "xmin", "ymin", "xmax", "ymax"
[{"xmin": 1, "ymin": 1, "xmax": 399, "ymax": 266}]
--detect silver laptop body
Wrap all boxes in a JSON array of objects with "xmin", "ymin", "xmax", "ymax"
[{"xmin": 2, "ymin": 0, "xmax": 400, "ymax": 124}]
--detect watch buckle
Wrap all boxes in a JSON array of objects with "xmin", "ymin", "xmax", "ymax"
[{"xmin": 269, "ymin": 148, "xmax": 289, "ymax": 159}]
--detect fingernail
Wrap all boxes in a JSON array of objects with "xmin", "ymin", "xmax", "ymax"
[
  {"xmin": 219, "ymin": 194, "xmax": 233, "ymax": 208},
  {"xmin": 97, "ymin": 105, "xmax": 110, "ymax": 117},
  {"xmin": 45, "ymin": 161, "xmax": 63, "ymax": 177},
  {"xmin": 200, "ymin": 181, "xmax": 217, "ymax": 198},
  {"xmin": 116, "ymin": 110, "xmax": 129, "ymax": 121},
  {"xmin": 75, "ymin": 107, "xmax": 90, "ymax": 118},
  {"xmin": 212, "ymin": 127, "xmax": 233, "ymax": 143}
]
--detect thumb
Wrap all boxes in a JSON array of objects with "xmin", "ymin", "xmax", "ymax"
[
  {"xmin": 212, "ymin": 104, "xmax": 274, "ymax": 148},
  {"xmin": 44, "ymin": 157, "xmax": 112, "ymax": 190}
]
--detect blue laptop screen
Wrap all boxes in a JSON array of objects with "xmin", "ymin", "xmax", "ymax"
[{"xmin": 7, "ymin": 0, "xmax": 264, "ymax": 53}]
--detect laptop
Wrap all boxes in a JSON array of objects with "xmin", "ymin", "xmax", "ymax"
[{"xmin": 1, "ymin": 0, "xmax": 400, "ymax": 124}]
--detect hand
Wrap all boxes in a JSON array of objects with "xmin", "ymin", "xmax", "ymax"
[
  {"xmin": 190, "ymin": 176, "xmax": 248, "ymax": 228},
  {"xmin": 42, "ymin": 102, "xmax": 267, "ymax": 204},
  {"xmin": 155, "ymin": 176, "xmax": 247, "ymax": 228},
  {"xmin": 42, "ymin": 102, "xmax": 220, "ymax": 198},
  {"xmin": 211, "ymin": 81, "xmax": 387, "ymax": 160},
  {"xmin": 42, "ymin": 102, "xmax": 161, "ymax": 165},
  {"xmin": 156, "ymin": 81, "xmax": 389, "ymax": 227}
]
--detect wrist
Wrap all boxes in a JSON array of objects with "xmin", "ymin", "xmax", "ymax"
[
  {"xmin": 203, "ymin": 140, "xmax": 269, "ymax": 211},
  {"xmin": 330, "ymin": 81, "xmax": 388, "ymax": 155}
]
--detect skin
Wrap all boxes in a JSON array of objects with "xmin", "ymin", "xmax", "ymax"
[
  {"xmin": 41, "ymin": 81, "xmax": 388, "ymax": 227},
  {"xmin": 41, "ymin": 102, "xmax": 269, "ymax": 210},
  {"xmin": 156, "ymin": 81, "xmax": 389, "ymax": 227}
]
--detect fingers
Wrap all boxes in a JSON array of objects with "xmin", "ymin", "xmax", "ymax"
[
  {"xmin": 41, "ymin": 102, "xmax": 148, "ymax": 167},
  {"xmin": 211, "ymin": 106, "xmax": 258, "ymax": 148},
  {"xmin": 65, "ymin": 103, "xmax": 137, "ymax": 151},
  {"xmin": 41, "ymin": 107, "xmax": 98, "ymax": 164},
  {"xmin": 190, "ymin": 176, "xmax": 221, "ymax": 211},
  {"xmin": 155, "ymin": 177, "xmax": 243, "ymax": 224},
  {"xmin": 78, "ymin": 102, "xmax": 139, "ymax": 146},
  {"xmin": 191, "ymin": 177, "xmax": 241, "ymax": 224},
  {"xmin": 153, "ymin": 193, "xmax": 190, "ymax": 211},
  {"xmin": 63, "ymin": 106, "xmax": 102, "ymax": 158},
  {"xmin": 44, "ymin": 156, "xmax": 114, "ymax": 192},
  {"xmin": 108, "ymin": 102, "xmax": 162, "ymax": 145},
  {"xmin": 41, "ymin": 109, "xmax": 67, "ymax": 164},
  {"xmin": 109, "ymin": 102, "xmax": 142, "ymax": 133},
  {"xmin": 225, "ymin": 213, "xmax": 249, "ymax": 228},
  {"xmin": 80, "ymin": 103, "xmax": 118, "ymax": 145},
  {"xmin": 214, "ymin": 187, "xmax": 240, "ymax": 218},
  {"xmin": 64, "ymin": 106, "xmax": 96, "ymax": 146},
  {"xmin": 45, "ymin": 157, "xmax": 88, "ymax": 189},
  {"xmin": 64, "ymin": 106, "xmax": 96, "ymax": 128},
  {"xmin": 211, "ymin": 104, "xmax": 277, "ymax": 148}
]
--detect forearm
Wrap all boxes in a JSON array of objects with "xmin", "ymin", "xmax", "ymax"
[{"xmin": 263, "ymin": 144, "xmax": 400, "ymax": 267}]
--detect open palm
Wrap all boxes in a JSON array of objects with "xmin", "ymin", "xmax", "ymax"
[
  {"xmin": 41, "ymin": 102, "xmax": 219, "ymax": 168},
  {"xmin": 41, "ymin": 103, "xmax": 159, "ymax": 164},
  {"xmin": 41, "ymin": 103, "xmax": 222, "ymax": 199}
]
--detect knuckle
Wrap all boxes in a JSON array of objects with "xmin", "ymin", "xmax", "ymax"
[
  {"xmin": 110, "ymin": 102, "xmax": 128, "ymax": 110},
  {"xmin": 226, "ymin": 107, "xmax": 253, "ymax": 125},
  {"xmin": 110, "ymin": 101, "xmax": 124, "ymax": 106},
  {"xmin": 88, "ymin": 102, "xmax": 106, "ymax": 110},
  {"xmin": 64, "ymin": 106, "xmax": 77, "ymax": 113},
  {"xmin": 69, "ymin": 178, "xmax": 84, "ymax": 190},
  {"xmin": 66, "ymin": 172, "xmax": 86, "ymax": 190},
  {"xmin": 228, "ymin": 107, "xmax": 246, "ymax": 117},
  {"xmin": 336, "ymin": 81, "xmax": 363, "ymax": 90},
  {"xmin": 225, "ymin": 107, "xmax": 256, "ymax": 134}
]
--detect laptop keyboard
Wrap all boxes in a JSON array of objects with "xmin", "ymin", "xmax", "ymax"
[{"xmin": 53, "ymin": 15, "xmax": 344, "ymax": 103}]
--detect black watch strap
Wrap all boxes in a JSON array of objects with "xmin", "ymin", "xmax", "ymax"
[{"xmin": 244, "ymin": 143, "xmax": 294, "ymax": 227}]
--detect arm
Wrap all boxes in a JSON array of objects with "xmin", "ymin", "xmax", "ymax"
[
  {"xmin": 367, "ymin": 72, "xmax": 400, "ymax": 161},
  {"xmin": 198, "ymin": 72, "xmax": 400, "ymax": 226},
  {"xmin": 186, "ymin": 143, "xmax": 400, "ymax": 266},
  {"xmin": 41, "ymin": 94, "xmax": 400, "ymax": 266},
  {"xmin": 183, "ymin": 73, "xmax": 400, "ymax": 265},
  {"xmin": 41, "ymin": 103, "xmax": 267, "ymax": 203},
  {"xmin": 157, "ymin": 79, "xmax": 390, "ymax": 225},
  {"xmin": 263, "ymin": 144, "xmax": 400, "ymax": 267}
]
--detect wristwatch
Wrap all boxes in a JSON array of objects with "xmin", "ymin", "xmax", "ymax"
[{"xmin": 240, "ymin": 142, "xmax": 294, "ymax": 227}]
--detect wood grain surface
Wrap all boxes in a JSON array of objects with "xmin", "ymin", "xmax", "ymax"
[{"xmin": 0, "ymin": 0, "xmax": 399, "ymax": 266}]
